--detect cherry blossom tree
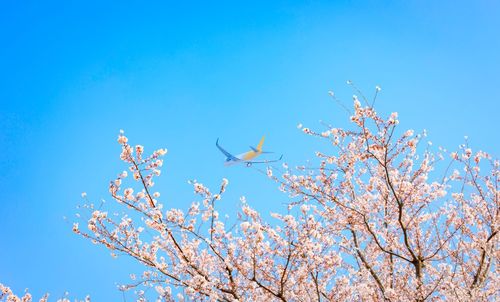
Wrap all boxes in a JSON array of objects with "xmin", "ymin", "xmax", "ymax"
[{"xmin": 72, "ymin": 95, "xmax": 499, "ymax": 301}]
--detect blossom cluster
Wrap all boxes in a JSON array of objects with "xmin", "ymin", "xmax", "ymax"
[
  {"xmin": 0, "ymin": 283, "xmax": 37, "ymax": 302},
  {"xmin": 0, "ymin": 284, "xmax": 89, "ymax": 302}
]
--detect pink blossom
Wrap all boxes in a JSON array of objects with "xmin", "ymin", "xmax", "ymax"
[{"xmin": 117, "ymin": 135, "xmax": 128, "ymax": 144}]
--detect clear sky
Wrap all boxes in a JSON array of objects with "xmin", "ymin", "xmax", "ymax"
[{"xmin": 1, "ymin": 1, "xmax": 499, "ymax": 300}]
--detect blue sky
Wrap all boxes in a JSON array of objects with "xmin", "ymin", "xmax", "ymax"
[{"xmin": 1, "ymin": 1, "xmax": 499, "ymax": 300}]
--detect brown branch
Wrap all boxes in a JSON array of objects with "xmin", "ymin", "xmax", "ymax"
[
  {"xmin": 361, "ymin": 215, "xmax": 412, "ymax": 262},
  {"xmin": 279, "ymin": 241, "xmax": 293, "ymax": 296},
  {"xmin": 350, "ymin": 228, "xmax": 390, "ymax": 301},
  {"xmin": 470, "ymin": 230, "xmax": 498, "ymax": 290}
]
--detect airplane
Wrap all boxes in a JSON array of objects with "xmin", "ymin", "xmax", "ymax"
[{"xmin": 216, "ymin": 136, "xmax": 283, "ymax": 166}]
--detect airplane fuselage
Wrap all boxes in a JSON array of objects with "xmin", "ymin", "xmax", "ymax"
[
  {"xmin": 239, "ymin": 150, "xmax": 261, "ymax": 161},
  {"xmin": 224, "ymin": 150, "xmax": 262, "ymax": 166}
]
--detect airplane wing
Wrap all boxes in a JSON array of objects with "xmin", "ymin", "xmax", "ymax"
[
  {"xmin": 216, "ymin": 139, "xmax": 239, "ymax": 160},
  {"xmin": 247, "ymin": 155, "xmax": 283, "ymax": 164}
]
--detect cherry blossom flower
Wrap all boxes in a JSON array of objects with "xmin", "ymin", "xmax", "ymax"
[{"xmin": 117, "ymin": 135, "xmax": 128, "ymax": 144}]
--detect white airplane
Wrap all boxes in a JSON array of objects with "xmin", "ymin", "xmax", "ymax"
[{"xmin": 216, "ymin": 136, "xmax": 283, "ymax": 166}]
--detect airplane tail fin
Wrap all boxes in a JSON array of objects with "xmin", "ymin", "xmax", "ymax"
[
  {"xmin": 250, "ymin": 136, "xmax": 272, "ymax": 153},
  {"xmin": 256, "ymin": 136, "xmax": 265, "ymax": 152}
]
